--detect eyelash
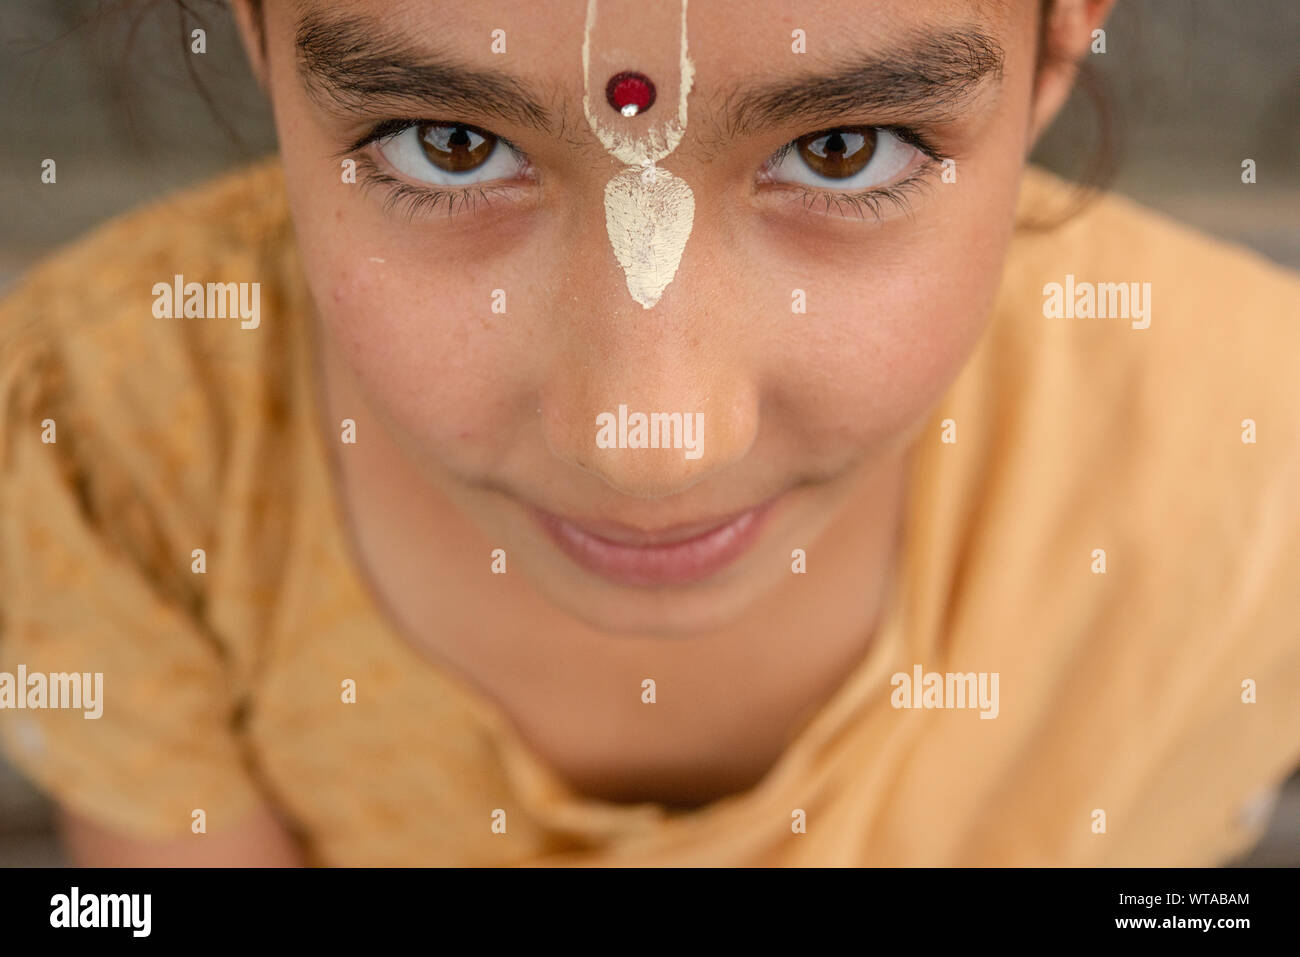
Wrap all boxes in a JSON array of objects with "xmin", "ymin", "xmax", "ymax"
[
  {"xmin": 352, "ymin": 154, "xmax": 513, "ymax": 221},
  {"xmin": 344, "ymin": 120, "xmax": 948, "ymax": 223},
  {"xmin": 789, "ymin": 171, "xmax": 935, "ymax": 222}
]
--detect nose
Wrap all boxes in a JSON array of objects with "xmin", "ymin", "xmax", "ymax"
[{"xmin": 539, "ymin": 272, "xmax": 760, "ymax": 500}]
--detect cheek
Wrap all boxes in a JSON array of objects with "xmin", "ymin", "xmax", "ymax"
[
  {"xmin": 269, "ymin": 77, "xmax": 545, "ymax": 459},
  {"xmin": 296, "ymin": 213, "xmax": 525, "ymax": 450},
  {"xmin": 773, "ymin": 193, "xmax": 1018, "ymax": 454}
]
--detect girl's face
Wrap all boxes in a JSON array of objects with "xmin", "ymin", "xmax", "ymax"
[{"xmin": 246, "ymin": 0, "xmax": 1041, "ymax": 635}]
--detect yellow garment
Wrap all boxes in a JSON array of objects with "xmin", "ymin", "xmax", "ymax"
[{"xmin": 1, "ymin": 159, "xmax": 1297, "ymax": 865}]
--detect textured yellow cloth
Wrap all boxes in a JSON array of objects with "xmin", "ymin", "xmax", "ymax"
[{"xmin": 1, "ymin": 159, "xmax": 1297, "ymax": 865}]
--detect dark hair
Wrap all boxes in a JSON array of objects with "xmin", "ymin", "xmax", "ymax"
[
  {"xmin": 1026, "ymin": 0, "xmax": 1120, "ymax": 229},
  {"xmin": 245, "ymin": 0, "xmax": 265, "ymax": 56}
]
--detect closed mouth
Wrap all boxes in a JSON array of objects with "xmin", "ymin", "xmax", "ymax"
[{"xmin": 528, "ymin": 496, "xmax": 779, "ymax": 586}]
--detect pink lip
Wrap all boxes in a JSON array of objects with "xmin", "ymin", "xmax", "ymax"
[{"xmin": 529, "ymin": 498, "xmax": 778, "ymax": 586}]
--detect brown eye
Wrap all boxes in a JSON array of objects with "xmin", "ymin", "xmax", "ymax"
[
  {"xmin": 417, "ymin": 123, "xmax": 497, "ymax": 173},
  {"xmin": 793, "ymin": 127, "xmax": 877, "ymax": 179}
]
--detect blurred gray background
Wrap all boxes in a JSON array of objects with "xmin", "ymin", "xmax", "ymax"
[{"xmin": 1, "ymin": 1, "xmax": 1297, "ymax": 865}]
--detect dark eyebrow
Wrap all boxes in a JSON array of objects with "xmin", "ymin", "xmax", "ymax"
[
  {"xmin": 721, "ymin": 30, "xmax": 1005, "ymax": 138},
  {"xmin": 294, "ymin": 13, "xmax": 554, "ymax": 133},
  {"xmin": 295, "ymin": 14, "xmax": 1001, "ymax": 149}
]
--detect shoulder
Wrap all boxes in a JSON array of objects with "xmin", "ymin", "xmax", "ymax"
[
  {"xmin": 910, "ymin": 170, "xmax": 1300, "ymax": 862},
  {"xmin": 981, "ymin": 166, "xmax": 1300, "ymax": 490},
  {"xmin": 972, "ymin": 168, "xmax": 1300, "ymax": 607},
  {"xmin": 1007, "ymin": 165, "xmax": 1300, "ymax": 359},
  {"xmin": 0, "ymin": 164, "xmax": 301, "ymax": 840},
  {"xmin": 0, "ymin": 157, "xmax": 300, "ymax": 590}
]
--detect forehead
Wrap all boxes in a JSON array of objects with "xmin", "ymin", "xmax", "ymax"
[{"xmin": 282, "ymin": 0, "xmax": 1024, "ymax": 96}]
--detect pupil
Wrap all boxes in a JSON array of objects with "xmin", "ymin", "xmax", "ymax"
[
  {"xmin": 796, "ymin": 127, "xmax": 876, "ymax": 179},
  {"xmin": 419, "ymin": 123, "xmax": 495, "ymax": 173}
]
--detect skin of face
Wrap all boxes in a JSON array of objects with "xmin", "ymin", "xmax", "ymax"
[{"xmin": 231, "ymin": 0, "xmax": 1093, "ymax": 641}]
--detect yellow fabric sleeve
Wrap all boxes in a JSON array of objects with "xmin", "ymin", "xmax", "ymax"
[{"xmin": 0, "ymin": 277, "xmax": 264, "ymax": 843}]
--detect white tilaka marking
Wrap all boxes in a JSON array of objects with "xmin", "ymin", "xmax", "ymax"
[{"xmin": 582, "ymin": 0, "xmax": 695, "ymax": 309}]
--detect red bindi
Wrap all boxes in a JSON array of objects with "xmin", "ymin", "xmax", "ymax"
[{"xmin": 605, "ymin": 71, "xmax": 656, "ymax": 118}]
